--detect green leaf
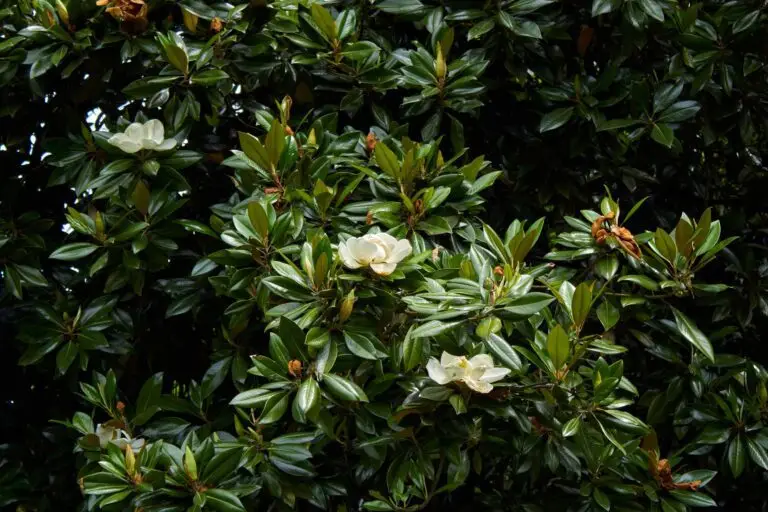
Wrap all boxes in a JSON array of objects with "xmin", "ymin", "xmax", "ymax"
[
  {"xmin": 539, "ymin": 107, "xmax": 574, "ymax": 133},
  {"xmin": 411, "ymin": 320, "xmax": 463, "ymax": 339},
  {"xmin": 597, "ymin": 300, "xmax": 619, "ymax": 330},
  {"xmin": 562, "ymin": 417, "xmax": 581, "ymax": 437},
  {"xmin": 122, "ymin": 76, "xmax": 179, "ymax": 98},
  {"xmin": 190, "ymin": 69, "xmax": 229, "ymax": 86},
  {"xmin": 618, "ymin": 274, "xmax": 659, "ymax": 290},
  {"xmin": 638, "ymin": 0, "xmax": 664, "ymax": 22},
  {"xmin": 343, "ymin": 331, "xmax": 381, "ymax": 360},
  {"xmin": 238, "ymin": 132, "xmax": 270, "ymax": 170},
  {"xmin": 486, "ymin": 334, "xmax": 523, "ymax": 371},
  {"xmin": 311, "ymin": 3, "xmax": 338, "ymax": 41},
  {"xmin": 596, "ymin": 118, "xmax": 641, "ymax": 132},
  {"xmin": 594, "ymin": 254, "xmax": 619, "ymax": 280},
  {"xmin": 571, "ymin": 282, "xmax": 592, "ymax": 328},
  {"xmin": 659, "ymin": 101, "xmax": 700, "ymax": 123},
  {"xmin": 732, "ymin": 10, "xmax": 760, "ymax": 35},
  {"xmin": 591, "ymin": 0, "xmax": 617, "ymax": 16},
  {"xmin": 671, "ymin": 308, "xmax": 715, "ymax": 362},
  {"xmin": 204, "ymin": 489, "xmax": 246, "ymax": 512},
  {"xmin": 266, "ymin": 119, "xmax": 285, "ymax": 168},
  {"xmin": 294, "ymin": 378, "xmax": 320, "ymax": 423},
  {"xmin": 501, "ymin": 293, "xmax": 554, "ymax": 319},
  {"xmin": 402, "ymin": 334, "xmax": 423, "ymax": 371},
  {"xmin": 323, "ymin": 374, "xmax": 368, "ymax": 402},
  {"xmin": 56, "ymin": 341, "xmax": 77, "ymax": 374},
  {"xmin": 654, "ymin": 228, "xmax": 677, "ymax": 263},
  {"xmin": 668, "ymin": 490, "xmax": 718, "ymax": 508},
  {"xmin": 50, "ymin": 242, "xmax": 99, "ymax": 261},
  {"xmin": 374, "ymin": 142, "xmax": 400, "ymax": 179},
  {"xmin": 651, "ymin": 123, "xmax": 674, "ymax": 148},
  {"xmin": 547, "ymin": 324, "xmax": 569, "ymax": 369},
  {"xmin": 260, "ymin": 392, "xmax": 290, "ymax": 424}
]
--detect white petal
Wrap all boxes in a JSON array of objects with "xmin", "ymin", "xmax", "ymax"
[
  {"xmin": 350, "ymin": 238, "xmax": 385, "ymax": 264},
  {"xmin": 129, "ymin": 438, "xmax": 146, "ymax": 451},
  {"xmin": 479, "ymin": 367, "xmax": 511, "ymax": 383},
  {"xmin": 386, "ymin": 239, "xmax": 412, "ymax": 264},
  {"xmin": 469, "ymin": 354, "xmax": 494, "ymax": 370},
  {"xmin": 124, "ymin": 122, "xmax": 145, "ymax": 142},
  {"xmin": 441, "ymin": 352, "xmax": 464, "ymax": 368},
  {"xmin": 95, "ymin": 424, "xmax": 114, "ymax": 448},
  {"xmin": 370, "ymin": 261, "xmax": 397, "ymax": 275},
  {"xmin": 141, "ymin": 138, "xmax": 158, "ymax": 150},
  {"xmin": 339, "ymin": 242, "xmax": 362, "ymax": 269},
  {"xmin": 426, "ymin": 357, "xmax": 452, "ymax": 384},
  {"xmin": 108, "ymin": 134, "xmax": 142, "ymax": 153},
  {"xmin": 464, "ymin": 377, "xmax": 493, "ymax": 394},
  {"xmin": 373, "ymin": 232, "xmax": 398, "ymax": 249},
  {"xmin": 156, "ymin": 138, "xmax": 177, "ymax": 151},
  {"xmin": 143, "ymin": 119, "xmax": 165, "ymax": 145}
]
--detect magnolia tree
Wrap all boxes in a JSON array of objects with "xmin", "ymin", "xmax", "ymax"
[{"xmin": 2, "ymin": 1, "xmax": 768, "ymax": 512}]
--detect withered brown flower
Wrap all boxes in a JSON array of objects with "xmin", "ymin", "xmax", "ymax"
[
  {"xmin": 211, "ymin": 17, "xmax": 223, "ymax": 33},
  {"xmin": 591, "ymin": 212, "xmax": 641, "ymax": 259},
  {"xmin": 97, "ymin": 0, "xmax": 148, "ymax": 34}
]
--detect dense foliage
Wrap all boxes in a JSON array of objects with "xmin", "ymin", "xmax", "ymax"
[{"xmin": 2, "ymin": 0, "xmax": 768, "ymax": 510}]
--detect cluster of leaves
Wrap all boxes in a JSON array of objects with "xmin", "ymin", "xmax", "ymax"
[{"xmin": 1, "ymin": 0, "xmax": 768, "ymax": 511}]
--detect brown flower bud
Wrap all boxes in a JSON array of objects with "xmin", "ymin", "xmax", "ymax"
[
  {"xmin": 210, "ymin": 17, "xmax": 223, "ymax": 33},
  {"xmin": 287, "ymin": 360, "xmax": 302, "ymax": 378},
  {"xmin": 365, "ymin": 132, "xmax": 377, "ymax": 152},
  {"xmin": 116, "ymin": 401, "xmax": 126, "ymax": 412}
]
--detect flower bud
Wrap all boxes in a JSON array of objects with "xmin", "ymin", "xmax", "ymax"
[{"xmin": 288, "ymin": 359, "xmax": 302, "ymax": 378}]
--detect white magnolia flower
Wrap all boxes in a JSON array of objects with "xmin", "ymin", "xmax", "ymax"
[
  {"xmin": 107, "ymin": 119, "xmax": 177, "ymax": 154},
  {"xmin": 338, "ymin": 233, "xmax": 412, "ymax": 276},
  {"xmin": 426, "ymin": 352, "xmax": 510, "ymax": 394},
  {"xmin": 95, "ymin": 424, "xmax": 146, "ymax": 451}
]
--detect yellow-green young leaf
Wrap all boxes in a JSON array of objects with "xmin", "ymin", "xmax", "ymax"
[
  {"xmin": 132, "ymin": 180, "xmax": 150, "ymax": 216},
  {"xmin": 671, "ymin": 307, "xmax": 714, "ymax": 362},
  {"xmin": 247, "ymin": 202, "xmax": 269, "ymax": 240},
  {"xmin": 311, "ymin": 4, "xmax": 338, "ymax": 42},
  {"xmin": 314, "ymin": 252, "xmax": 328, "ymax": 289},
  {"xmin": 692, "ymin": 207, "xmax": 711, "ymax": 250},
  {"xmin": 266, "ymin": 119, "xmax": 285, "ymax": 168},
  {"xmin": 547, "ymin": 324, "xmax": 569, "ymax": 370},
  {"xmin": 374, "ymin": 142, "xmax": 400, "ymax": 180},
  {"xmin": 674, "ymin": 216, "xmax": 694, "ymax": 257},
  {"xmin": 654, "ymin": 228, "xmax": 677, "ymax": 264},
  {"xmin": 571, "ymin": 282, "xmax": 593, "ymax": 329},
  {"xmin": 184, "ymin": 445, "xmax": 198, "ymax": 480},
  {"xmin": 238, "ymin": 132, "xmax": 270, "ymax": 170}
]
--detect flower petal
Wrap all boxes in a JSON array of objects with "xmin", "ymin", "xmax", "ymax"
[
  {"xmin": 108, "ymin": 133, "xmax": 142, "ymax": 153},
  {"xmin": 387, "ymin": 238, "xmax": 412, "ymax": 264},
  {"xmin": 469, "ymin": 354, "xmax": 494, "ymax": 370},
  {"xmin": 464, "ymin": 377, "xmax": 493, "ymax": 394},
  {"xmin": 479, "ymin": 367, "xmax": 511, "ymax": 383},
  {"xmin": 374, "ymin": 232, "xmax": 398, "ymax": 249},
  {"xmin": 349, "ymin": 238, "xmax": 385, "ymax": 265},
  {"xmin": 156, "ymin": 138, "xmax": 177, "ymax": 151},
  {"xmin": 440, "ymin": 352, "xmax": 464, "ymax": 368},
  {"xmin": 370, "ymin": 261, "xmax": 397, "ymax": 275},
  {"xmin": 339, "ymin": 241, "xmax": 362, "ymax": 269},
  {"xmin": 143, "ymin": 119, "xmax": 165, "ymax": 145},
  {"xmin": 141, "ymin": 138, "xmax": 158, "ymax": 150},
  {"xmin": 426, "ymin": 357, "xmax": 452, "ymax": 385},
  {"xmin": 124, "ymin": 122, "xmax": 144, "ymax": 142}
]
